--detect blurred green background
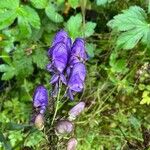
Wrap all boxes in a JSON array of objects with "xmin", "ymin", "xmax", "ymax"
[{"xmin": 0, "ymin": 0, "xmax": 150, "ymax": 149}]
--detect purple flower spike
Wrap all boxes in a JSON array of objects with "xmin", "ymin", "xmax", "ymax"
[
  {"xmin": 52, "ymin": 42, "xmax": 68, "ymax": 73},
  {"xmin": 33, "ymin": 85, "xmax": 48, "ymax": 114}
]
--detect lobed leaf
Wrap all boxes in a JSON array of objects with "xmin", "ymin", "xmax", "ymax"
[
  {"xmin": 45, "ymin": 4, "xmax": 64, "ymax": 23},
  {"xmin": 107, "ymin": 6, "xmax": 150, "ymax": 49}
]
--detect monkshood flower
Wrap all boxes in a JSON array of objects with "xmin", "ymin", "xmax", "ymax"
[
  {"xmin": 33, "ymin": 85, "xmax": 48, "ymax": 114},
  {"xmin": 68, "ymin": 102, "xmax": 85, "ymax": 120},
  {"xmin": 47, "ymin": 30, "xmax": 71, "ymax": 86},
  {"xmin": 67, "ymin": 63, "xmax": 86, "ymax": 100},
  {"xmin": 69, "ymin": 38, "xmax": 87, "ymax": 67},
  {"xmin": 67, "ymin": 138, "xmax": 78, "ymax": 150},
  {"xmin": 55, "ymin": 120, "xmax": 74, "ymax": 134},
  {"xmin": 48, "ymin": 29, "xmax": 72, "ymax": 57},
  {"xmin": 47, "ymin": 29, "xmax": 87, "ymax": 100}
]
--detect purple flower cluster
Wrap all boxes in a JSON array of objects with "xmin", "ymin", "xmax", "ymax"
[{"xmin": 47, "ymin": 30, "xmax": 87, "ymax": 100}]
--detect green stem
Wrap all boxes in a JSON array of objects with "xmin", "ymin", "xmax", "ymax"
[{"xmin": 51, "ymin": 81, "xmax": 62, "ymax": 126}]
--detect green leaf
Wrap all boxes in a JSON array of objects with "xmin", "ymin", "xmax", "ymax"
[
  {"xmin": 30, "ymin": 0, "xmax": 48, "ymax": 9},
  {"xmin": 0, "ymin": 0, "xmax": 19, "ymax": 9},
  {"xmin": 0, "ymin": 10, "xmax": 17, "ymax": 30},
  {"xmin": 45, "ymin": 4, "xmax": 63, "ymax": 23},
  {"xmin": 148, "ymin": 0, "xmax": 150, "ymax": 14},
  {"xmin": 68, "ymin": 0, "xmax": 79, "ymax": 9},
  {"xmin": 86, "ymin": 43, "xmax": 96, "ymax": 58},
  {"xmin": 18, "ymin": 6, "xmax": 41, "ymax": 29},
  {"xmin": 96, "ymin": 0, "xmax": 115, "ymax": 5},
  {"xmin": 84, "ymin": 22, "xmax": 96, "ymax": 37},
  {"xmin": 0, "ymin": 132, "xmax": 12, "ymax": 150},
  {"xmin": 96, "ymin": 0, "xmax": 107, "ymax": 5},
  {"xmin": 66, "ymin": 13, "xmax": 82, "ymax": 38},
  {"xmin": 13, "ymin": 49, "xmax": 34, "ymax": 78},
  {"xmin": 0, "ymin": 64, "xmax": 15, "ymax": 80},
  {"xmin": 32, "ymin": 48, "xmax": 48, "ymax": 69},
  {"xmin": 107, "ymin": 6, "xmax": 150, "ymax": 49},
  {"xmin": 111, "ymin": 59, "xmax": 126, "ymax": 73},
  {"xmin": 18, "ymin": 16, "xmax": 32, "ymax": 38}
]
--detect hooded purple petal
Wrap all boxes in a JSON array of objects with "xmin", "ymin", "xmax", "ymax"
[
  {"xmin": 48, "ymin": 30, "xmax": 72, "ymax": 57},
  {"xmin": 50, "ymin": 74, "xmax": 59, "ymax": 84},
  {"xmin": 67, "ymin": 63, "xmax": 86, "ymax": 95},
  {"xmin": 52, "ymin": 29, "xmax": 72, "ymax": 49},
  {"xmin": 52, "ymin": 42, "xmax": 68, "ymax": 73},
  {"xmin": 70, "ymin": 38, "xmax": 87, "ymax": 62},
  {"xmin": 33, "ymin": 85, "xmax": 48, "ymax": 109}
]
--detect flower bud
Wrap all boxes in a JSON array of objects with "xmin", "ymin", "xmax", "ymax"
[
  {"xmin": 55, "ymin": 120, "xmax": 74, "ymax": 134},
  {"xmin": 67, "ymin": 138, "xmax": 78, "ymax": 150},
  {"xmin": 33, "ymin": 85, "xmax": 48, "ymax": 110},
  {"xmin": 68, "ymin": 102, "xmax": 85, "ymax": 120},
  {"xmin": 34, "ymin": 114, "xmax": 44, "ymax": 130}
]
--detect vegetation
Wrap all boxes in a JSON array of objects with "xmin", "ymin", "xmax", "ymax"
[{"xmin": 0, "ymin": 0, "xmax": 150, "ymax": 149}]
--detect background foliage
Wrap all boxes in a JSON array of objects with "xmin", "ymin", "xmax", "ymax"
[{"xmin": 0, "ymin": 0, "xmax": 150, "ymax": 149}]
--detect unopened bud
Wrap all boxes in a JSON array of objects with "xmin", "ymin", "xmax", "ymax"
[
  {"xmin": 67, "ymin": 138, "xmax": 78, "ymax": 150},
  {"xmin": 68, "ymin": 102, "xmax": 85, "ymax": 120},
  {"xmin": 55, "ymin": 120, "xmax": 74, "ymax": 134},
  {"xmin": 34, "ymin": 114, "xmax": 44, "ymax": 130}
]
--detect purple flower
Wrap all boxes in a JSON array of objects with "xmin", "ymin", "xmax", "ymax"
[
  {"xmin": 67, "ymin": 138, "xmax": 78, "ymax": 150},
  {"xmin": 33, "ymin": 85, "xmax": 48, "ymax": 114},
  {"xmin": 55, "ymin": 120, "xmax": 74, "ymax": 134},
  {"xmin": 70, "ymin": 38, "xmax": 87, "ymax": 64},
  {"xmin": 48, "ymin": 30, "xmax": 72, "ymax": 57},
  {"xmin": 51, "ymin": 43, "xmax": 68, "ymax": 73},
  {"xmin": 67, "ymin": 63, "xmax": 86, "ymax": 100},
  {"xmin": 68, "ymin": 102, "xmax": 85, "ymax": 120}
]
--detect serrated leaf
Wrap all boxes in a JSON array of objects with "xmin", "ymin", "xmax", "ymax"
[
  {"xmin": 45, "ymin": 4, "xmax": 63, "ymax": 23},
  {"xmin": 30, "ymin": 0, "xmax": 48, "ymax": 9},
  {"xmin": 0, "ymin": 10, "xmax": 17, "ymax": 30},
  {"xmin": 66, "ymin": 13, "xmax": 82, "ymax": 38},
  {"xmin": 107, "ymin": 6, "xmax": 150, "ymax": 49},
  {"xmin": 0, "ymin": 64, "xmax": 15, "ymax": 80},
  {"xmin": 68, "ymin": 0, "xmax": 79, "ymax": 9},
  {"xmin": 32, "ymin": 48, "xmax": 48, "ymax": 69},
  {"xmin": 18, "ymin": 6, "xmax": 41, "ymax": 29},
  {"xmin": 84, "ymin": 22, "xmax": 96, "ymax": 37},
  {"xmin": 0, "ymin": 0, "xmax": 19, "ymax": 9}
]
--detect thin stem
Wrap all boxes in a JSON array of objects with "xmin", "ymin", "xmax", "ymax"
[{"xmin": 51, "ymin": 80, "xmax": 62, "ymax": 126}]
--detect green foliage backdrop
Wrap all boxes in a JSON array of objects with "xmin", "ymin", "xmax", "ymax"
[{"xmin": 0, "ymin": 0, "xmax": 150, "ymax": 149}]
